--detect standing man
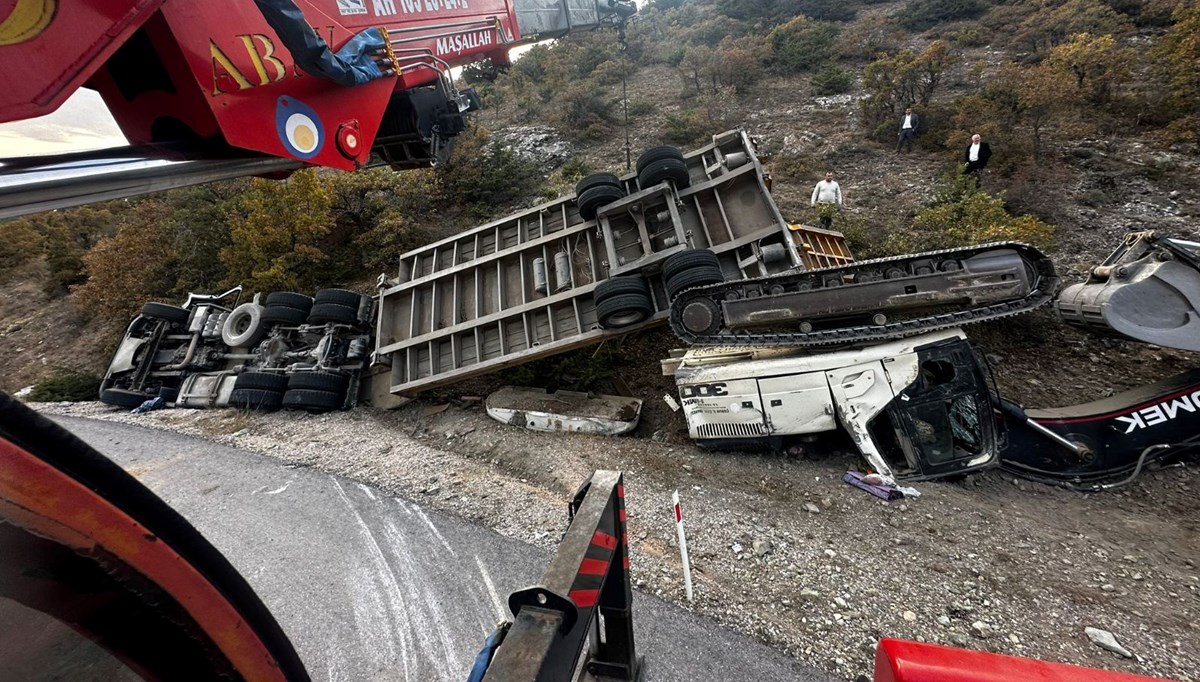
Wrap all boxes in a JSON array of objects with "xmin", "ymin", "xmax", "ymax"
[
  {"xmin": 897, "ymin": 106, "xmax": 919, "ymax": 153},
  {"xmin": 810, "ymin": 171, "xmax": 843, "ymax": 229},
  {"xmin": 963, "ymin": 133, "xmax": 992, "ymax": 185}
]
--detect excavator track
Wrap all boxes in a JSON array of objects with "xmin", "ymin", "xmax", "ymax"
[{"xmin": 670, "ymin": 242, "xmax": 1059, "ymax": 347}]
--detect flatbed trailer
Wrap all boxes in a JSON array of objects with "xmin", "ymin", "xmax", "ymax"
[{"xmin": 373, "ymin": 130, "xmax": 853, "ymax": 396}]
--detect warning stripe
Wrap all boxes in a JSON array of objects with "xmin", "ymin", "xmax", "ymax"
[
  {"xmin": 619, "ymin": 508, "xmax": 627, "ymax": 523},
  {"xmin": 617, "ymin": 484, "xmax": 625, "ymax": 499},
  {"xmin": 579, "ymin": 557, "xmax": 609, "ymax": 576},
  {"xmin": 674, "ymin": 502, "xmax": 682, "ymax": 523},
  {"xmin": 592, "ymin": 530, "xmax": 617, "ymax": 550},
  {"xmin": 570, "ymin": 589, "xmax": 600, "ymax": 608}
]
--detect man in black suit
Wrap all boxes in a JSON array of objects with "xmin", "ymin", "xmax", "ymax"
[{"xmin": 963, "ymin": 133, "xmax": 992, "ymax": 185}]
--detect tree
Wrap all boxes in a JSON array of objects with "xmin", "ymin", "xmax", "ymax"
[
  {"xmin": 1014, "ymin": 0, "xmax": 1132, "ymax": 54},
  {"xmin": 1044, "ymin": 33, "xmax": 1133, "ymax": 106},
  {"xmin": 1152, "ymin": 2, "xmax": 1200, "ymax": 140},
  {"xmin": 74, "ymin": 202, "xmax": 177, "ymax": 325},
  {"xmin": 219, "ymin": 169, "xmax": 336, "ymax": 293},
  {"xmin": 860, "ymin": 41, "xmax": 957, "ymax": 136},
  {"xmin": 1014, "ymin": 63, "xmax": 1070, "ymax": 160}
]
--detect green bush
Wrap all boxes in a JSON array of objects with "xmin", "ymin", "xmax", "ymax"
[
  {"xmin": 27, "ymin": 369, "xmax": 102, "ymax": 402},
  {"xmin": 797, "ymin": 0, "xmax": 858, "ymax": 22},
  {"xmin": 438, "ymin": 134, "xmax": 539, "ymax": 219},
  {"xmin": 664, "ymin": 111, "xmax": 705, "ymax": 144},
  {"xmin": 627, "ymin": 99, "xmax": 657, "ymax": 117},
  {"xmin": 902, "ymin": 0, "xmax": 986, "ymax": 31},
  {"xmin": 811, "ymin": 66, "xmax": 854, "ymax": 95},
  {"xmin": 771, "ymin": 17, "xmax": 839, "ymax": 72},
  {"xmin": 885, "ymin": 173, "xmax": 1055, "ymax": 253}
]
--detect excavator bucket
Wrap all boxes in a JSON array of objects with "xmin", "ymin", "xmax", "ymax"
[{"xmin": 1056, "ymin": 231, "xmax": 1200, "ymax": 351}]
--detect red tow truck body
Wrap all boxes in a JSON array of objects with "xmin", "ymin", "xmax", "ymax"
[{"xmin": 0, "ymin": 0, "xmax": 629, "ymax": 170}]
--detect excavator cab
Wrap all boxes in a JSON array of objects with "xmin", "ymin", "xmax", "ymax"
[{"xmin": 870, "ymin": 338, "xmax": 999, "ymax": 480}]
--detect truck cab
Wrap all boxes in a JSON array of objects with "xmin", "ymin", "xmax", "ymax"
[{"xmin": 665, "ymin": 329, "xmax": 1000, "ymax": 482}]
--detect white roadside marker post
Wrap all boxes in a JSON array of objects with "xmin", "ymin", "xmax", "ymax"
[{"xmin": 673, "ymin": 490, "xmax": 693, "ymax": 601}]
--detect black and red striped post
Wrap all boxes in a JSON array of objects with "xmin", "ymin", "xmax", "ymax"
[{"xmin": 484, "ymin": 470, "xmax": 640, "ymax": 681}]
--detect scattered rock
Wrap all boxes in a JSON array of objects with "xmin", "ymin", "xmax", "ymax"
[
  {"xmin": 753, "ymin": 539, "xmax": 773, "ymax": 557},
  {"xmin": 971, "ymin": 621, "xmax": 992, "ymax": 638},
  {"xmin": 1085, "ymin": 627, "xmax": 1133, "ymax": 658},
  {"xmin": 804, "ymin": 502, "xmax": 821, "ymax": 514},
  {"xmin": 903, "ymin": 611, "xmax": 918, "ymax": 622},
  {"xmin": 937, "ymin": 615, "xmax": 952, "ymax": 627},
  {"xmin": 799, "ymin": 588, "xmax": 821, "ymax": 601},
  {"xmin": 949, "ymin": 632, "xmax": 970, "ymax": 647}
]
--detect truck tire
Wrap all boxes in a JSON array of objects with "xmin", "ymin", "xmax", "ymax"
[
  {"xmin": 308, "ymin": 302, "xmax": 358, "ymax": 325},
  {"xmin": 577, "ymin": 184, "xmax": 625, "ymax": 221},
  {"xmin": 221, "ymin": 302, "xmax": 267, "ymax": 348},
  {"xmin": 638, "ymin": 157, "xmax": 690, "ymax": 190},
  {"xmin": 263, "ymin": 305, "xmax": 309, "ymax": 326},
  {"xmin": 234, "ymin": 371, "xmax": 289, "ymax": 393},
  {"xmin": 229, "ymin": 388, "xmax": 283, "ymax": 411},
  {"xmin": 667, "ymin": 265, "xmax": 724, "ymax": 299},
  {"xmin": 141, "ymin": 302, "xmax": 190, "ymax": 324},
  {"xmin": 287, "ymin": 371, "xmax": 350, "ymax": 394},
  {"xmin": 594, "ymin": 276, "xmax": 649, "ymax": 305},
  {"xmin": 100, "ymin": 388, "xmax": 150, "ymax": 408},
  {"xmin": 265, "ymin": 291, "xmax": 313, "ymax": 312},
  {"xmin": 596, "ymin": 292, "xmax": 654, "ymax": 329},
  {"xmin": 282, "ymin": 388, "xmax": 345, "ymax": 413},
  {"xmin": 663, "ymin": 249, "xmax": 721, "ymax": 282},
  {"xmin": 313, "ymin": 288, "xmax": 366, "ymax": 308},
  {"xmin": 575, "ymin": 172, "xmax": 621, "ymax": 196},
  {"xmin": 636, "ymin": 146, "xmax": 685, "ymax": 174}
]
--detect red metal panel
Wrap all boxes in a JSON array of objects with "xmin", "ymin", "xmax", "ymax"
[
  {"xmin": 0, "ymin": 437, "xmax": 290, "ymax": 681},
  {"xmin": 874, "ymin": 639, "xmax": 1175, "ymax": 682},
  {"xmin": 0, "ymin": 0, "xmax": 163, "ymax": 122},
  {"xmin": 157, "ymin": 2, "xmax": 394, "ymax": 170}
]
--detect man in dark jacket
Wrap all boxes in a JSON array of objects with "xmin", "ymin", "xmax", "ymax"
[{"xmin": 963, "ymin": 133, "xmax": 992, "ymax": 184}]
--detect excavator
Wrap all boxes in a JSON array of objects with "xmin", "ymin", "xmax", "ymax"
[{"xmin": 665, "ymin": 232, "xmax": 1200, "ymax": 488}]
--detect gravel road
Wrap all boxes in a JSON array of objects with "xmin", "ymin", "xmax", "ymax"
[{"xmin": 35, "ymin": 400, "xmax": 1199, "ymax": 681}]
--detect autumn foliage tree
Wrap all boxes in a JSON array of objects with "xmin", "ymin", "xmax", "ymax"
[
  {"xmin": 74, "ymin": 202, "xmax": 177, "ymax": 326},
  {"xmin": 219, "ymin": 169, "xmax": 336, "ymax": 294},
  {"xmin": 1044, "ymin": 33, "xmax": 1133, "ymax": 107},
  {"xmin": 860, "ymin": 40, "xmax": 956, "ymax": 138},
  {"xmin": 1152, "ymin": 2, "xmax": 1200, "ymax": 141}
]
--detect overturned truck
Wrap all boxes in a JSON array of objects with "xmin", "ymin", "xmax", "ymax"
[{"xmin": 371, "ymin": 129, "xmax": 1050, "ymax": 395}]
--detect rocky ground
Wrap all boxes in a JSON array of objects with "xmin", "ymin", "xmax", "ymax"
[{"xmin": 35, "ymin": 399, "xmax": 1200, "ymax": 681}]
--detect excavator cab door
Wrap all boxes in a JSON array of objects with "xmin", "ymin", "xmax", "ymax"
[{"xmin": 882, "ymin": 340, "xmax": 999, "ymax": 479}]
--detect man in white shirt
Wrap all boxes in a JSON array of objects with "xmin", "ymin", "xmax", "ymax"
[
  {"xmin": 963, "ymin": 133, "xmax": 992, "ymax": 186},
  {"xmin": 897, "ymin": 107, "xmax": 919, "ymax": 153},
  {"xmin": 810, "ymin": 171, "xmax": 843, "ymax": 228}
]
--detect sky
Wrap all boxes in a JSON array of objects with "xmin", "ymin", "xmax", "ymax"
[{"xmin": 0, "ymin": 89, "xmax": 129, "ymax": 159}]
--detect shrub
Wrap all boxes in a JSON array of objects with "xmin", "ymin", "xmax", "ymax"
[
  {"xmin": 627, "ymin": 99, "xmax": 657, "ymax": 117},
  {"xmin": 771, "ymin": 17, "xmax": 839, "ymax": 72},
  {"xmin": 664, "ymin": 111, "xmax": 705, "ymax": 144},
  {"xmin": 797, "ymin": 0, "xmax": 858, "ymax": 22},
  {"xmin": 811, "ymin": 66, "xmax": 854, "ymax": 95},
  {"xmin": 554, "ymin": 86, "xmax": 617, "ymax": 141},
  {"xmin": 438, "ymin": 133, "xmax": 539, "ymax": 219},
  {"xmin": 27, "ymin": 368, "xmax": 102, "ymax": 402},
  {"xmin": 903, "ymin": 0, "xmax": 987, "ymax": 31},
  {"xmin": 886, "ymin": 173, "xmax": 1054, "ymax": 252}
]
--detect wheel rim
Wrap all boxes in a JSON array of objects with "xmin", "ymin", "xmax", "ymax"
[{"xmin": 607, "ymin": 310, "xmax": 648, "ymax": 327}]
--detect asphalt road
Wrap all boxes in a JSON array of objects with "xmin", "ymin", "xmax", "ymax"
[{"xmin": 53, "ymin": 416, "xmax": 832, "ymax": 682}]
